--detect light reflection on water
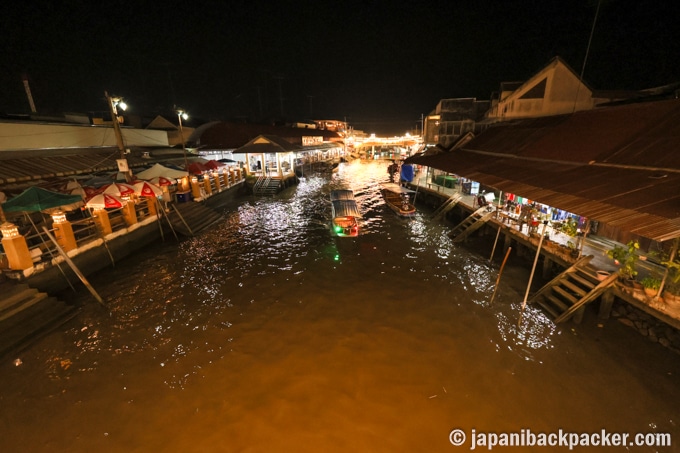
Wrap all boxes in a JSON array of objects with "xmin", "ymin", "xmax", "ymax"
[{"xmin": 1, "ymin": 160, "xmax": 678, "ymax": 452}]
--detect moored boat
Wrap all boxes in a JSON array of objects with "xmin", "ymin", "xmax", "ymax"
[
  {"xmin": 380, "ymin": 183, "xmax": 416, "ymax": 217},
  {"xmin": 330, "ymin": 189, "xmax": 360, "ymax": 237}
]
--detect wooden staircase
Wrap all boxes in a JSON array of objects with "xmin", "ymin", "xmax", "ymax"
[
  {"xmin": 0, "ymin": 279, "xmax": 80, "ymax": 358},
  {"xmin": 253, "ymin": 176, "xmax": 281, "ymax": 196},
  {"xmin": 447, "ymin": 206, "xmax": 496, "ymax": 243},
  {"xmin": 168, "ymin": 202, "xmax": 223, "ymax": 236},
  {"xmin": 529, "ymin": 256, "xmax": 619, "ymax": 323},
  {"xmin": 431, "ymin": 193, "xmax": 463, "ymax": 220}
]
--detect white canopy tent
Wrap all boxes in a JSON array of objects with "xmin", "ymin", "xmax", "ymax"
[{"xmin": 136, "ymin": 164, "xmax": 189, "ymax": 180}]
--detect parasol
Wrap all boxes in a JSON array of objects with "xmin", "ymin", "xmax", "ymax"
[
  {"xmin": 133, "ymin": 181, "xmax": 163, "ymax": 197},
  {"xmin": 85, "ymin": 193, "xmax": 125, "ymax": 209},
  {"xmin": 187, "ymin": 162, "xmax": 209, "ymax": 174},
  {"xmin": 204, "ymin": 160, "xmax": 226, "ymax": 170},
  {"xmin": 147, "ymin": 176, "xmax": 175, "ymax": 186},
  {"xmin": 102, "ymin": 183, "xmax": 136, "ymax": 197}
]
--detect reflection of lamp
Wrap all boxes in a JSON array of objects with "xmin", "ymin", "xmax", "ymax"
[
  {"xmin": 51, "ymin": 210, "xmax": 67, "ymax": 224},
  {"xmin": 176, "ymin": 108, "xmax": 189, "ymax": 170},
  {"xmin": 1, "ymin": 222, "xmax": 19, "ymax": 238}
]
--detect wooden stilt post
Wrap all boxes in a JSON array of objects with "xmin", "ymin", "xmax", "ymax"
[
  {"xmin": 598, "ymin": 290, "xmax": 615, "ymax": 319},
  {"xmin": 503, "ymin": 232, "xmax": 512, "ymax": 253},
  {"xmin": 657, "ymin": 238, "xmax": 678, "ymax": 301},
  {"xmin": 518, "ymin": 221, "xmax": 548, "ymax": 327},
  {"xmin": 542, "ymin": 256, "xmax": 553, "ymax": 280},
  {"xmin": 490, "ymin": 247, "xmax": 512, "ymax": 306},
  {"xmin": 489, "ymin": 225, "xmax": 503, "ymax": 262},
  {"xmin": 573, "ymin": 306, "xmax": 585, "ymax": 324}
]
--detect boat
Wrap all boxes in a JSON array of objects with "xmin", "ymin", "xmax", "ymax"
[
  {"xmin": 330, "ymin": 189, "xmax": 360, "ymax": 237},
  {"xmin": 380, "ymin": 183, "xmax": 416, "ymax": 217}
]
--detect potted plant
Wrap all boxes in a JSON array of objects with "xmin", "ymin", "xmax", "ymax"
[
  {"xmin": 661, "ymin": 255, "xmax": 680, "ymax": 307},
  {"xmin": 606, "ymin": 240, "xmax": 640, "ymax": 284},
  {"xmin": 566, "ymin": 240, "xmax": 579, "ymax": 258},
  {"xmin": 641, "ymin": 276, "xmax": 661, "ymax": 297},
  {"xmin": 596, "ymin": 270, "xmax": 611, "ymax": 281},
  {"xmin": 560, "ymin": 218, "xmax": 579, "ymax": 237}
]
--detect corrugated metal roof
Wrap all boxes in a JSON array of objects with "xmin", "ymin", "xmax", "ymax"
[
  {"xmin": 407, "ymin": 99, "xmax": 680, "ymax": 242},
  {"xmin": 0, "ymin": 147, "xmax": 185, "ymax": 186}
]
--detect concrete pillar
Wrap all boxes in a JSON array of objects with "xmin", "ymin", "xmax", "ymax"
[
  {"xmin": 121, "ymin": 202, "xmax": 137, "ymax": 226},
  {"xmin": 214, "ymin": 172, "xmax": 222, "ymax": 192},
  {"xmin": 93, "ymin": 209, "xmax": 113, "ymax": 236},
  {"xmin": 203, "ymin": 175, "xmax": 213, "ymax": 196},
  {"xmin": 1, "ymin": 223, "xmax": 33, "ymax": 270},
  {"xmin": 161, "ymin": 186, "xmax": 172, "ymax": 203},
  {"xmin": 146, "ymin": 197, "xmax": 158, "ymax": 217},
  {"xmin": 222, "ymin": 172, "xmax": 230, "ymax": 187},
  {"xmin": 190, "ymin": 176, "xmax": 201, "ymax": 199},
  {"xmin": 178, "ymin": 176, "xmax": 191, "ymax": 193},
  {"xmin": 51, "ymin": 212, "xmax": 77, "ymax": 252}
]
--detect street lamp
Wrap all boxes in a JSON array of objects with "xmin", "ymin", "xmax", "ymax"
[
  {"xmin": 105, "ymin": 91, "xmax": 133, "ymax": 183},
  {"xmin": 176, "ymin": 108, "xmax": 189, "ymax": 170}
]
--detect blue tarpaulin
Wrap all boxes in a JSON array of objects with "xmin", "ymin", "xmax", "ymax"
[{"xmin": 400, "ymin": 164, "xmax": 414, "ymax": 182}]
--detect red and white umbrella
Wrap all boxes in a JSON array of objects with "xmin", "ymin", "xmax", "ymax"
[
  {"xmin": 85, "ymin": 193, "xmax": 125, "ymax": 209},
  {"xmin": 133, "ymin": 181, "xmax": 163, "ymax": 197},
  {"xmin": 102, "ymin": 182, "xmax": 136, "ymax": 197},
  {"xmin": 147, "ymin": 176, "xmax": 175, "ymax": 186}
]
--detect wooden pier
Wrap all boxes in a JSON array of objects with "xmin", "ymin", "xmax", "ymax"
[{"xmin": 408, "ymin": 179, "xmax": 680, "ymax": 329}]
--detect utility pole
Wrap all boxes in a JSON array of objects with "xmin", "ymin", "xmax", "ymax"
[
  {"xmin": 105, "ymin": 91, "xmax": 133, "ymax": 183},
  {"xmin": 22, "ymin": 74, "xmax": 37, "ymax": 113},
  {"xmin": 175, "ymin": 107, "xmax": 189, "ymax": 170}
]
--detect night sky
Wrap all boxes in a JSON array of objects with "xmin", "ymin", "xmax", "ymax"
[{"xmin": 2, "ymin": 0, "xmax": 679, "ymax": 135}]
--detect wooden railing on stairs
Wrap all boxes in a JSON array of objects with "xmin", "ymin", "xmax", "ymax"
[
  {"xmin": 432, "ymin": 193, "xmax": 463, "ymax": 220},
  {"xmin": 447, "ymin": 206, "xmax": 496, "ymax": 243},
  {"xmin": 529, "ymin": 256, "xmax": 619, "ymax": 323}
]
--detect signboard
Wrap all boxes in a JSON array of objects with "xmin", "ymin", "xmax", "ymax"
[
  {"xmin": 302, "ymin": 136, "xmax": 323, "ymax": 146},
  {"xmin": 116, "ymin": 159, "xmax": 129, "ymax": 172}
]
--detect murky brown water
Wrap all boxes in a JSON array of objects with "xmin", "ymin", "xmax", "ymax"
[{"xmin": 1, "ymin": 161, "xmax": 678, "ymax": 452}]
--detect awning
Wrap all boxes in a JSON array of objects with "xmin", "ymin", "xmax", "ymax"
[
  {"xmin": 407, "ymin": 150, "xmax": 680, "ymax": 242},
  {"xmin": 1, "ymin": 186, "xmax": 84, "ymax": 213},
  {"xmin": 406, "ymin": 100, "xmax": 680, "ymax": 242}
]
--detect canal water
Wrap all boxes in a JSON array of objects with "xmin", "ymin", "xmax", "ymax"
[{"xmin": 1, "ymin": 160, "xmax": 678, "ymax": 452}]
